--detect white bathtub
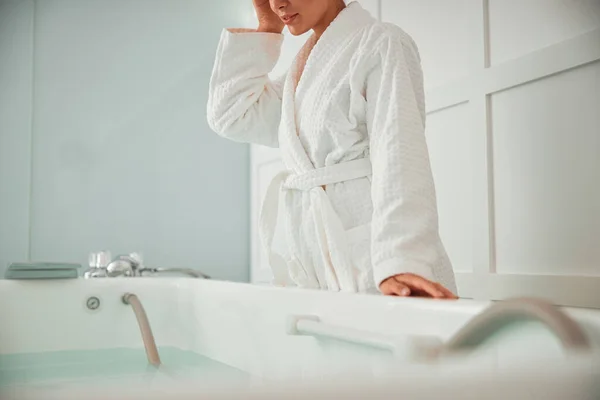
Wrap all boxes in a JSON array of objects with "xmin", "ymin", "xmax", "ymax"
[{"xmin": 1, "ymin": 278, "xmax": 599, "ymax": 399}]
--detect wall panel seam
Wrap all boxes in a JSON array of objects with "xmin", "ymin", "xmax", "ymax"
[{"xmin": 27, "ymin": 0, "xmax": 37, "ymax": 261}]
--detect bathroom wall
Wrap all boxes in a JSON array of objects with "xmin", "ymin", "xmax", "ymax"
[
  {"xmin": 0, "ymin": 1, "xmax": 34, "ymax": 279},
  {"xmin": 0, "ymin": 0, "xmax": 254, "ymax": 281},
  {"xmin": 249, "ymin": 0, "xmax": 600, "ymax": 307}
]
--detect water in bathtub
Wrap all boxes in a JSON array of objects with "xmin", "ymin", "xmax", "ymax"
[{"xmin": 0, "ymin": 346, "xmax": 249, "ymax": 390}]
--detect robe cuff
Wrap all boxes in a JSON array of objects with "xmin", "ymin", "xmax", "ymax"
[
  {"xmin": 226, "ymin": 28, "xmax": 281, "ymax": 35},
  {"xmin": 373, "ymin": 259, "xmax": 436, "ymax": 289},
  {"xmin": 223, "ymin": 28, "xmax": 283, "ymax": 40},
  {"xmin": 218, "ymin": 28, "xmax": 284, "ymax": 72},
  {"xmin": 227, "ymin": 28, "xmax": 257, "ymax": 33}
]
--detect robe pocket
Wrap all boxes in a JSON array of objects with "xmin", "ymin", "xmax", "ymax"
[{"xmin": 346, "ymin": 222, "xmax": 374, "ymax": 292}]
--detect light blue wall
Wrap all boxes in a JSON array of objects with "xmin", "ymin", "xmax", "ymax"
[
  {"xmin": 0, "ymin": 0, "xmax": 253, "ymax": 281},
  {"xmin": 0, "ymin": 0, "xmax": 34, "ymax": 277}
]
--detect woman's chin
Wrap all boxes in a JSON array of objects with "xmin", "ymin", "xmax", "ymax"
[{"xmin": 287, "ymin": 25, "xmax": 311, "ymax": 36}]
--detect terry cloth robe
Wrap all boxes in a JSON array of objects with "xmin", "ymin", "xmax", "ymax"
[{"xmin": 207, "ymin": 1, "xmax": 457, "ymax": 294}]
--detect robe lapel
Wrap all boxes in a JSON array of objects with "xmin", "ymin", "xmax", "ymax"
[
  {"xmin": 275, "ymin": 2, "xmax": 376, "ymax": 291},
  {"xmin": 294, "ymin": 2, "xmax": 375, "ymax": 108},
  {"xmin": 279, "ymin": 2, "xmax": 374, "ymax": 174}
]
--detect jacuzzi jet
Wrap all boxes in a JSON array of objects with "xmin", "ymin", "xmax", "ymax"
[
  {"xmin": 122, "ymin": 292, "xmax": 162, "ymax": 367},
  {"xmin": 86, "ymin": 296, "xmax": 101, "ymax": 310}
]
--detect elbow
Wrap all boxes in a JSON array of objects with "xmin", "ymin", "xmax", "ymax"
[
  {"xmin": 206, "ymin": 112, "xmax": 226, "ymax": 137},
  {"xmin": 206, "ymin": 105, "xmax": 251, "ymax": 144},
  {"xmin": 206, "ymin": 96, "xmax": 222, "ymax": 133},
  {"xmin": 206, "ymin": 100, "xmax": 235, "ymax": 139},
  {"xmin": 206, "ymin": 86, "xmax": 232, "ymax": 137},
  {"xmin": 206, "ymin": 97, "xmax": 279, "ymax": 148}
]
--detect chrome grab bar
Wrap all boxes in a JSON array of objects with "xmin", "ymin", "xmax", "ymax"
[
  {"xmin": 286, "ymin": 315, "xmax": 441, "ymax": 357},
  {"xmin": 122, "ymin": 293, "xmax": 162, "ymax": 367},
  {"xmin": 286, "ymin": 298, "xmax": 591, "ymax": 357}
]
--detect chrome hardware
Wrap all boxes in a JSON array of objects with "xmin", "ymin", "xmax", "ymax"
[
  {"xmin": 86, "ymin": 296, "xmax": 101, "ymax": 310},
  {"xmin": 84, "ymin": 251, "xmax": 209, "ymax": 279},
  {"xmin": 140, "ymin": 267, "xmax": 210, "ymax": 279}
]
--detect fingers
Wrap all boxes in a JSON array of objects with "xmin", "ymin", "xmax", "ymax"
[
  {"xmin": 393, "ymin": 274, "xmax": 442, "ymax": 298},
  {"xmin": 393, "ymin": 274, "xmax": 457, "ymax": 300},
  {"xmin": 434, "ymin": 282, "xmax": 458, "ymax": 299},
  {"xmin": 379, "ymin": 278, "xmax": 411, "ymax": 297},
  {"xmin": 379, "ymin": 274, "xmax": 458, "ymax": 299}
]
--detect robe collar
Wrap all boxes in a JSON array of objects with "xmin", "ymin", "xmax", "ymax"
[{"xmin": 291, "ymin": 1, "xmax": 375, "ymax": 94}]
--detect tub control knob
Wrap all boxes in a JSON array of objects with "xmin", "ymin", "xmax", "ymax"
[{"xmin": 106, "ymin": 259, "xmax": 134, "ymax": 277}]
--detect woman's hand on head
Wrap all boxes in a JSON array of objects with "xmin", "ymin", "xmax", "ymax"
[
  {"xmin": 253, "ymin": 0, "xmax": 285, "ymax": 33},
  {"xmin": 380, "ymin": 273, "xmax": 458, "ymax": 299}
]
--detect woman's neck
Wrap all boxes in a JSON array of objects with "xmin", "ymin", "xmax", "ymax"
[{"xmin": 313, "ymin": 1, "xmax": 346, "ymax": 38}]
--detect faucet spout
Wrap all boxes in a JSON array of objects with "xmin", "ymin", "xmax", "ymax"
[
  {"xmin": 443, "ymin": 297, "xmax": 590, "ymax": 354},
  {"xmin": 140, "ymin": 267, "xmax": 210, "ymax": 279}
]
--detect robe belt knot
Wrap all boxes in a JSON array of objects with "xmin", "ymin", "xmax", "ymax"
[
  {"xmin": 259, "ymin": 158, "xmax": 373, "ymax": 290},
  {"xmin": 283, "ymin": 158, "xmax": 373, "ymax": 191}
]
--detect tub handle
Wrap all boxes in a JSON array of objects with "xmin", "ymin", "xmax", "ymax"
[
  {"xmin": 286, "ymin": 315, "xmax": 442, "ymax": 357},
  {"xmin": 287, "ymin": 298, "xmax": 591, "ymax": 358}
]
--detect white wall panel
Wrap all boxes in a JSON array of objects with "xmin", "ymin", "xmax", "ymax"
[
  {"xmin": 491, "ymin": 62, "xmax": 600, "ymax": 275},
  {"xmin": 426, "ymin": 104, "xmax": 474, "ymax": 273},
  {"xmin": 489, "ymin": 0, "xmax": 600, "ymax": 65},
  {"xmin": 381, "ymin": 0, "xmax": 475, "ymax": 90}
]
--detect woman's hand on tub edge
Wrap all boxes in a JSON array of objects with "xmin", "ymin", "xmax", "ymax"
[{"xmin": 380, "ymin": 274, "xmax": 458, "ymax": 299}]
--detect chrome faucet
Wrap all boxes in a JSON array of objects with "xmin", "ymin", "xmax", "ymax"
[
  {"xmin": 84, "ymin": 251, "xmax": 112, "ymax": 278},
  {"xmin": 107, "ymin": 253, "xmax": 142, "ymax": 277},
  {"xmin": 84, "ymin": 251, "xmax": 210, "ymax": 279}
]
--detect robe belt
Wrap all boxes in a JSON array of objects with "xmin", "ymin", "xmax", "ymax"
[{"xmin": 259, "ymin": 158, "xmax": 373, "ymax": 291}]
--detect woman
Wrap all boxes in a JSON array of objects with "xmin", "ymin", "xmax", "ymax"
[{"xmin": 208, "ymin": 0, "xmax": 457, "ymax": 299}]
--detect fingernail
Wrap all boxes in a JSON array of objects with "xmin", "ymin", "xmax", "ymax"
[{"xmin": 401, "ymin": 288, "xmax": 410, "ymax": 296}]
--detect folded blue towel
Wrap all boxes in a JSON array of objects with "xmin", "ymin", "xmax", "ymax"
[{"xmin": 5, "ymin": 262, "xmax": 81, "ymax": 279}]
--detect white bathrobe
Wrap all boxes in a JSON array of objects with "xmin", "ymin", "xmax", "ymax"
[{"xmin": 207, "ymin": 2, "xmax": 457, "ymax": 294}]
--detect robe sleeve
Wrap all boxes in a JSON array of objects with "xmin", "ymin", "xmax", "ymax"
[
  {"xmin": 365, "ymin": 30, "xmax": 442, "ymax": 288},
  {"xmin": 207, "ymin": 29, "xmax": 284, "ymax": 148}
]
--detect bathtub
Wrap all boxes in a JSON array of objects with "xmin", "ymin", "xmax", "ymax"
[{"xmin": 1, "ymin": 278, "xmax": 599, "ymax": 399}]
